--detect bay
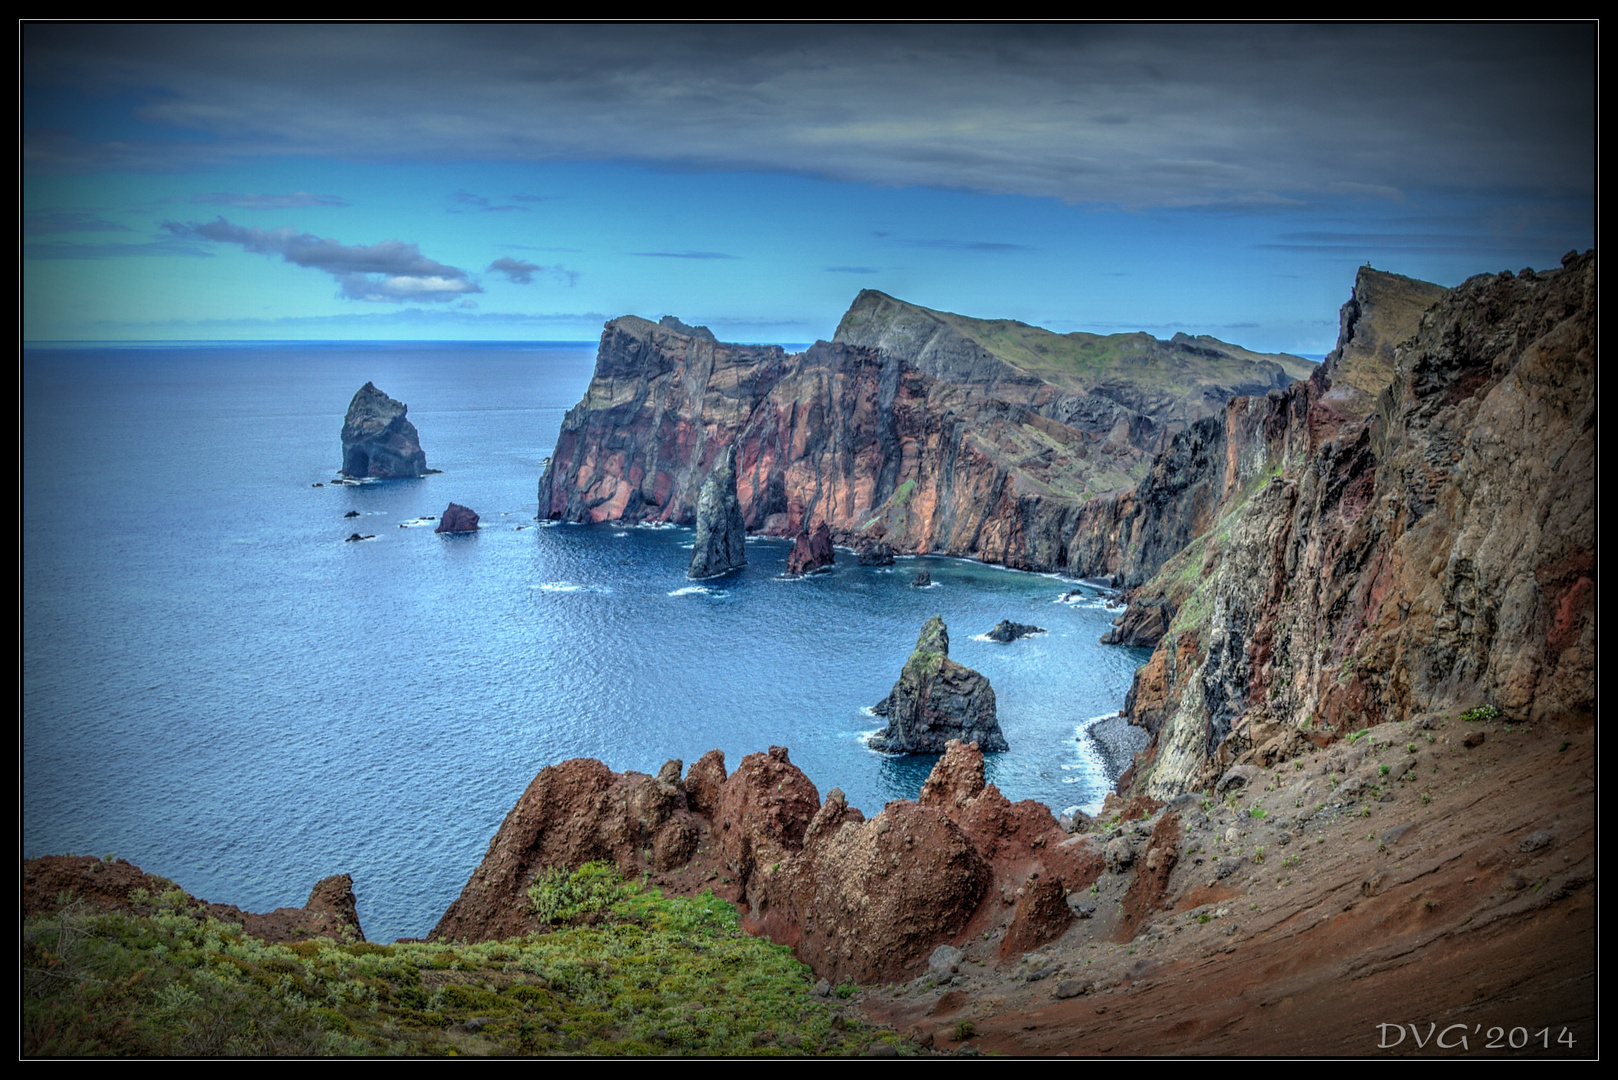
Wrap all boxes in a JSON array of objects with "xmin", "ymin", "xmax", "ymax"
[{"xmin": 23, "ymin": 342, "xmax": 1149, "ymax": 944}]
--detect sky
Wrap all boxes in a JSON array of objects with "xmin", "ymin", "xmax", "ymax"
[{"xmin": 22, "ymin": 23, "xmax": 1596, "ymax": 354}]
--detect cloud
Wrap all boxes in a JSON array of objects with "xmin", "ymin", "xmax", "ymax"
[
  {"xmin": 26, "ymin": 236, "xmax": 215, "ymax": 259},
  {"xmin": 24, "ymin": 208, "xmax": 129, "ymax": 235},
  {"xmin": 825, "ymin": 266, "xmax": 880, "ymax": 274},
  {"xmin": 487, "ymin": 256, "xmax": 578, "ymax": 286},
  {"xmin": 449, "ymin": 190, "xmax": 527, "ymax": 214},
  {"xmin": 875, "ymin": 234, "xmax": 1033, "ymax": 252},
  {"xmin": 163, "ymin": 217, "xmax": 481, "ymax": 302},
  {"xmin": 21, "ymin": 24, "xmax": 1594, "ymax": 210},
  {"xmin": 629, "ymin": 251, "xmax": 739, "ymax": 260},
  {"xmin": 191, "ymin": 191, "xmax": 349, "ymax": 209}
]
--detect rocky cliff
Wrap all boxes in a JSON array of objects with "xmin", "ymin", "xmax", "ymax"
[
  {"xmin": 537, "ymin": 297, "xmax": 1310, "ymax": 570},
  {"xmin": 1108, "ymin": 253, "xmax": 1595, "ymax": 798},
  {"xmin": 341, "ymin": 382, "xmax": 428, "ymax": 479}
]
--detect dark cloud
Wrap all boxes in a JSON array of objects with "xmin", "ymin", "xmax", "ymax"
[
  {"xmin": 24, "ymin": 209, "xmax": 129, "ymax": 235},
  {"xmin": 22, "ymin": 24, "xmax": 1594, "ymax": 210},
  {"xmin": 191, "ymin": 191, "xmax": 349, "ymax": 209},
  {"xmin": 511, "ymin": 193, "xmax": 560, "ymax": 203},
  {"xmin": 163, "ymin": 217, "xmax": 481, "ymax": 303},
  {"xmin": 629, "ymin": 251, "xmax": 739, "ymax": 260},
  {"xmin": 488, "ymin": 257, "xmax": 578, "ymax": 286}
]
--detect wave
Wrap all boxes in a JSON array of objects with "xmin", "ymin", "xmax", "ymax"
[
  {"xmin": 634, "ymin": 521, "xmax": 679, "ymax": 530},
  {"xmin": 534, "ymin": 581, "xmax": 613, "ymax": 594},
  {"xmin": 613, "ymin": 531, "xmax": 628, "ymax": 537},
  {"xmin": 668, "ymin": 585, "xmax": 727, "ymax": 598}
]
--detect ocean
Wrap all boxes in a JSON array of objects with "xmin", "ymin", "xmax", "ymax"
[{"xmin": 23, "ymin": 341, "xmax": 1150, "ymax": 944}]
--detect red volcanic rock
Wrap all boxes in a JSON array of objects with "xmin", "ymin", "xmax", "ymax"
[
  {"xmin": 917, "ymin": 740, "xmax": 1063, "ymax": 868},
  {"xmin": 1115, "ymin": 811, "xmax": 1181, "ymax": 942},
  {"xmin": 684, "ymin": 748, "xmax": 728, "ymax": 818},
  {"xmin": 786, "ymin": 521, "xmax": 835, "ymax": 576},
  {"xmin": 715, "ymin": 746, "xmax": 821, "ymax": 901},
  {"xmin": 755, "ymin": 792, "xmax": 991, "ymax": 985},
  {"xmin": 999, "ymin": 871, "xmax": 1074, "ymax": 959},
  {"xmin": 23, "ymin": 856, "xmax": 365, "ymax": 944},
  {"xmin": 430, "ymin": 757, "xmax": 710, "ymax": 942},
  {"xmin": 435, "ymin": 503, "xmax": 480, "ymax": 533}
]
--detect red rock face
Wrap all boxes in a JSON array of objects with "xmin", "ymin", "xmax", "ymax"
[
  {"xmin": 1112, "ymin": 254, "xmax": 1596, "ymax": 799},
  {"xmin": 714, "ymin": 746, "xmax": 821, "ymax": 901},
  {"xmin": 429, "ymin": 757, "xmax": 714, "ymax": 943},
  {"xmin": 540, "ymin": 319, "xmax": 1141, "ymax": 569}
]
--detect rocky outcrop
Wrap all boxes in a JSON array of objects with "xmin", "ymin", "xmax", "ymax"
[
  {"xmin": 341, "ymin": 382, "xmax": 428, "ymax": 478},
  {"xmin": 857, "ymin": 540, "xmax": 895, "ymax": 565},
  {"xmin": 429, "ymin": 739, "xmax": 1101, "ymax": 984},
  {"xmin": 869, "ymin": 617, "xmax": 1007, "ymax": 753},
  {"xmin": 23, "ymin": 856, "xmax": 365, "ymax": 944},
  {"xmin": 785, "ymin": 521, "xmax": 834, "ymax": 576},
  {"xmin": 435, "ymin": 503, "xmax": 479, "ymax": 533},
  {"xmin": 912, "ymin": 569, "xmax": 931, "ymax": 587},
  {"xmin": 430, "ymin": 757, "xmax": 714, "ymax": 942},
  {"xmin": 1111, "ymin": 253, "xmax": 1595, "ymax": 798},
  {"xmin": 537, "ymin": 297, "xmax": 1309, "ymax": 571},
  {"xmin": 985, "ymin": 620, "xmax": 1043, "ymax": 642},
  {"xmin": 688, "ymin": 444, "xmax": 748, "ymax": 578}
]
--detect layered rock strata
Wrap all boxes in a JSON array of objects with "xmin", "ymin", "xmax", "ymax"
[
  {"xmin": 869, "ymin": 617, "xmax": 1007, "ymax": 753},
  {"xmin": 341, "ymin": 382, "xmax": 428, "ymax": 478},
  {"xmin": 537, "ymin": 298, "xmax": 1309, "ymax": 570},
  {"xmin": 687, "ymin": 443, "xmax": 748, "ymax": 578},
  {"xmin": 1109, "ymin": 254, "xmax": 1595, "ymax": 798}
]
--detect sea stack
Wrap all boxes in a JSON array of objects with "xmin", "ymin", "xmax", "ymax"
[
  {"xmin": 869, "ymin": 616, "xmax": 1007, "ymax": 754},
  {"xmin": 435, "ymin": 503, "xmax": 479, "ymax": 534},
  {"xmin": 786, "ymin": 521, "xmax": 835, "ymax": 576},
  {"xmin": 341, "ymin": 382, "xmax": 428, "ymax": 478},
  {"xmin": 687, "ymin": 445, "xmax": 748, "ymax": 579}
]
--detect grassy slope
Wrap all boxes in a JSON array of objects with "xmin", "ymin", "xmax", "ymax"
[
  {"xmin": 925, "ymin": 307, "xmax": 1316, "ymax": 396},
  {"xmin": 23, "ymin": 864, "xmax": 909, "ymax": 1058}
]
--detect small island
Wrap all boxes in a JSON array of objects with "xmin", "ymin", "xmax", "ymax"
[
  {"xmin": 341, "ymin": 382, "xmax": 429, "ymax": 479},
  {"xmin": 869, "ymin": 616, "xmax": 1008, "ymax": 753}
]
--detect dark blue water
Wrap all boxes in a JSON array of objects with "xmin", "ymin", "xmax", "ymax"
[{"xmin": 24, "ymin": 342, "xmax": 1149, "ymax": 943}]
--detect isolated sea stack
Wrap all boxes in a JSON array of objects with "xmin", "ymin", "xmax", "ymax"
[
  {"xmin": 687, "ymin": 445, "xmax": 748, "ymax": 579},
  {"xmin": 435, "ymin": 503, "xmax": 479, "ymax": 534},
  {"xmin": 341, "ymin": 382, "xmax": 428, "ymax": 478},
  {"xmin": 869, "ymin": 616, "xmax": 1007, "ymax": 753},
  {"xmin": 786, "ymin": 521, "xmax": 835, "ymax": 576}
]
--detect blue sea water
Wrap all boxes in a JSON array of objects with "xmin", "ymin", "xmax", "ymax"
[{"xmin": 23, "ymin": 342, "xmax": 1150, "ymax": 944}]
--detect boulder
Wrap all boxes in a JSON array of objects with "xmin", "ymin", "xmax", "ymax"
[
  {"xmin": 985, "ymin": 620, "xmax": 1044, "ymax": 642},
  {"xmin": 857, "ymin": 540, "xmax": 895, "ymax": 566},
  {"xmin": 340, "ymin": 382, "xmax": 428, "ymax": 478},
  {"xmin": 869, "ymin": 618, "xmax": 1008, "ymax": 754},
  {"xmin": 688, "ymin": 444, "xmax": 748, "ymax": 578},
  {"xmin": 786, "ymin": 521, "xmax": 835, "ymax": 576},
  {"xmin": 912, "ymin": 569, "xmax": 931, "ymax": 588},
  {"xmin": 435, "ymin": 503, "xmax": 480, "ymax": 534}
]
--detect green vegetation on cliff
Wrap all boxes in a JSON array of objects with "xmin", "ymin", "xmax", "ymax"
[{"xmin": 24, "ymin": 866, "xmax": 905, "ymax": 1057}]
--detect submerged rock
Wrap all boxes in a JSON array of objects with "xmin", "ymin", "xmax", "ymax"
[
  {"xmin": 869, "ymin": 617, "xmax": 1008, "ymax": 753},
  {"xmin": 688, "ymin": 444, "xmax": 748, "ymax": 579},
  {"xmin": 786, "ymin": 521, "xmax": 835, "ymax": 576},
  {"xmin": 986, "ymin": 620, "xmax": 1044, "ymax": 642},
  {"xmin": 340, "ymin": 382, "xmax": 428, "ymax": 478},
  {"xmin": 435, "ymin": 503, "xmax": 480, "ymax": 534}
]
